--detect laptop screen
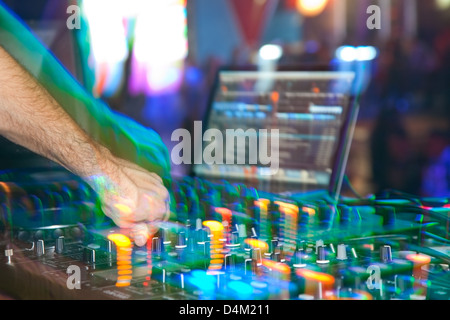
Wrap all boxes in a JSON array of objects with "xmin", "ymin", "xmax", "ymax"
[{"xmin": 193, "ymin": 69, "xmax": 357, "ymax": 196}]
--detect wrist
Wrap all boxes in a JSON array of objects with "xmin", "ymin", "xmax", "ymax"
[{"xmin": 77, "ymin": 142, "xmax": 117, "ymax": 186}]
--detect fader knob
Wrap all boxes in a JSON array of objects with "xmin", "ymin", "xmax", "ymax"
[
  {"xmin": 336, "ymin": 244, "xmax": 348, "ymax": 261},
  {"xmin": 293, "ymin": 249, "xmax": 306, "ymax": 268},
  {"xmin": 316, "ymin": 246, "xmax": 330, "ymax": 264},
  {"xmin": 380, "ymin": 245, "xmax": 393, "ymax": 263},
  {"xmin": 55, "ymin": 236, "xmax": 65, "ymax": 254},
  {"xmin": 315, "ymin": 240, "xmax": 324, "ymax": 254},
  {"xmin": 36, "ymin": 240, "xmax": 45, "ymax": 257},
  {"xmin": 106, "ymin": 239, "xmax": 114, "ymax": 254},
  {"xmin": 176, "ymin": 231, "xmax": 187, "ymax": 249},
  {"xmin": 83, "ymin": 246, "xmax": 96, "ymax": 264}
]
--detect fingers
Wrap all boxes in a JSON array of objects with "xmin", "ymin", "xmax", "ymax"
[
  {"xmin": 92, "ymin": 155, "xmax": 171, "ymax": 246},
  {"xmin": 131, "ymin": 223, "xmax": 150, "ymax": 247}
]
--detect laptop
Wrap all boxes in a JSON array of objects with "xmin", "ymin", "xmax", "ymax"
[{"xmin": 191, "ymin": 66, "xmax": 359, "ymax": 203}]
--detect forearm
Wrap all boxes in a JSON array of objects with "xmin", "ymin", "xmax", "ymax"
[{"xmin": 0, "ymin": 46, "xmax": 108, "ymax": 177}]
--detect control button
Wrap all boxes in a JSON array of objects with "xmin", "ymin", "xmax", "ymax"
[
  {"xmin": 336, "ymin": 244, "xmax": 348, "ymax": 261},
  {"xmin": 106, "ymin": 239, "xmax": 114, "ymax": 254},
  {"xmin": 83, "ymin": 246, "xmax": 96, "ymax": 264},
  {"xmin": 225, "ymin": 252, "xmax": 237, "ymax": 272},
  {"xmin": 315, "ymin": 240, "xmax": 324, "ymax": 254},
  {"xmin": 380, "ymin": 245, "xmax": 393, "ymax": 263},
  {"xmin": 36, "ymin": 240, "xmax": 45, "ymax": 257},
  {"xmin": 5, "ymin": 248, "xmax": 13, "ymax": 264},
  {"xmin": 245, "ymin": 248, "xmax": 262, "ymax": 275},
  {"xmin": 293, "ymin": 249, "xmax": 306, "ymax": 268},
  {"xmin": 161, "ymin": 228, "xmax": 172, "ymax": 252},
  {"xmin": 316, "ymin": 246, "xmax": 330, "ymax": 264},
  {"xmin": 152, "ymin": 237, "xmax": 162, "ymax": 257},
  {"xmin": 34, "ymin": 230, "xmax": 44, "ymax": 241},
  {"xmin": 55, "ymin": 236, "xmax": 65, "ymax": 254},
  {"xmin": 175, "ymin": 231, "xmax": 187, "ymax": 249},
  {"xmin": 52, "ymin": 228, "xmax": 64, "ymax": 239}
]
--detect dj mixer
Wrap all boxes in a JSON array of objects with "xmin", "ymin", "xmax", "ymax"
[{"xmin": 0, "ymin": 168, "xmax": 449, "ymax": 300}]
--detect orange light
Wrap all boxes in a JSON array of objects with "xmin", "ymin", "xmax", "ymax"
[
  {"xmin": 406, "ymin": 254, "xmax": 431, "ymax": 264},
  {"xmin": 271, "ymin": 91, "xmax": 280, "ymax": 103},
  {"xmin": 296, "ymin": 269, "xmax": 335, "ymax": 285},
  {"xmin": 118, "ymin": 270, "xmax": 133, "ymax": 275},
  {"xmin": 275, "ymin": 201, "xmax": 299, "ymax": 213},
  {"xmin": 258, "ymin": 199, "xmax": 271, "ymax": 206},
  {"xmin": 262, "ymin": 259, "xmax": 291, "ymax": 274},
  {"xmin": 107, "ymin": 233, "xmax": 132, "ymax": 247},
  {"xmin": 302, "ymin": 206, "xmax": 316, "ymax": 216},
  {"xmin": 108, "ymin": 233, "xmax": 133, "ymax": 288},
  {"xmin": 203, "ymin": 220, "xmax": 224, "ymax": 232},
  {"xmin": 244, "ymin": 238, "xmax": 269, "ymax": 251},
  {"xmin": 0, "ymin": 182, "xmax": 11, "ymax": 194},
  {"xmin": 215, "ymin": 208, "xmax": 232, "ymax": 217},
  {"xmin": 327, "ymin": 290, "xmax": 373, "ymax": 300},
  {"xmin": 210, "ymin": 259, "xmax": 225, "ymax": 265},
  {"xmin": 296, "ymin": 0, "xmax": 328, "ymax": 17},
  {"xmin": 115, "ymin": 281, "xmax": 131, "ymax": 287}
]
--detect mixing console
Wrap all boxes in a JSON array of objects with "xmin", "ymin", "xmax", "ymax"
[{"xmin": 0, "ymin": 169, "xmax": 449, "ymax": 300}]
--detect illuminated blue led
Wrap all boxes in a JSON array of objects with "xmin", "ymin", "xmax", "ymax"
[
  {"xmin": 336, "ymin": 46, "xmax": 378, "ymax": 62},
  {"xmin": 227, "ymin": 281, "xmax": 253, "ymax": 298},
  {"xmin": 188, "ymin": 270, "xmax": 216, "ymax": 292}
]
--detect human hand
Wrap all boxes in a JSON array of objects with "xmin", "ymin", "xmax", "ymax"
[{"xmin": 84, "ymin": 146, "xmax": 170, "ymax": 246}]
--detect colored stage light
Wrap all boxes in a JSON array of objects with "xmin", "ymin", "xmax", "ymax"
[
  {"xmin": 259, "ymin": 44, "xmax": 283, "ymax": 61},
  {"xmin": 336, "ymin": 46, "xmax": 378, "ymax": 62},
  {"xmin": 296, "ymin": 0, "xmax": 328, "ymax": 17}
]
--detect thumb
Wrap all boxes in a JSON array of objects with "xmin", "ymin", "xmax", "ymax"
[{"xmin": 131, "ymin": 223, "xmax": 150, "ymax": 247}]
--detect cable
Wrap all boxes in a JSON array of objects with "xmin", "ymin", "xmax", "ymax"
[{"xmin": 341, "ymin": 175, "xmax": 366, "ymax": 200}]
